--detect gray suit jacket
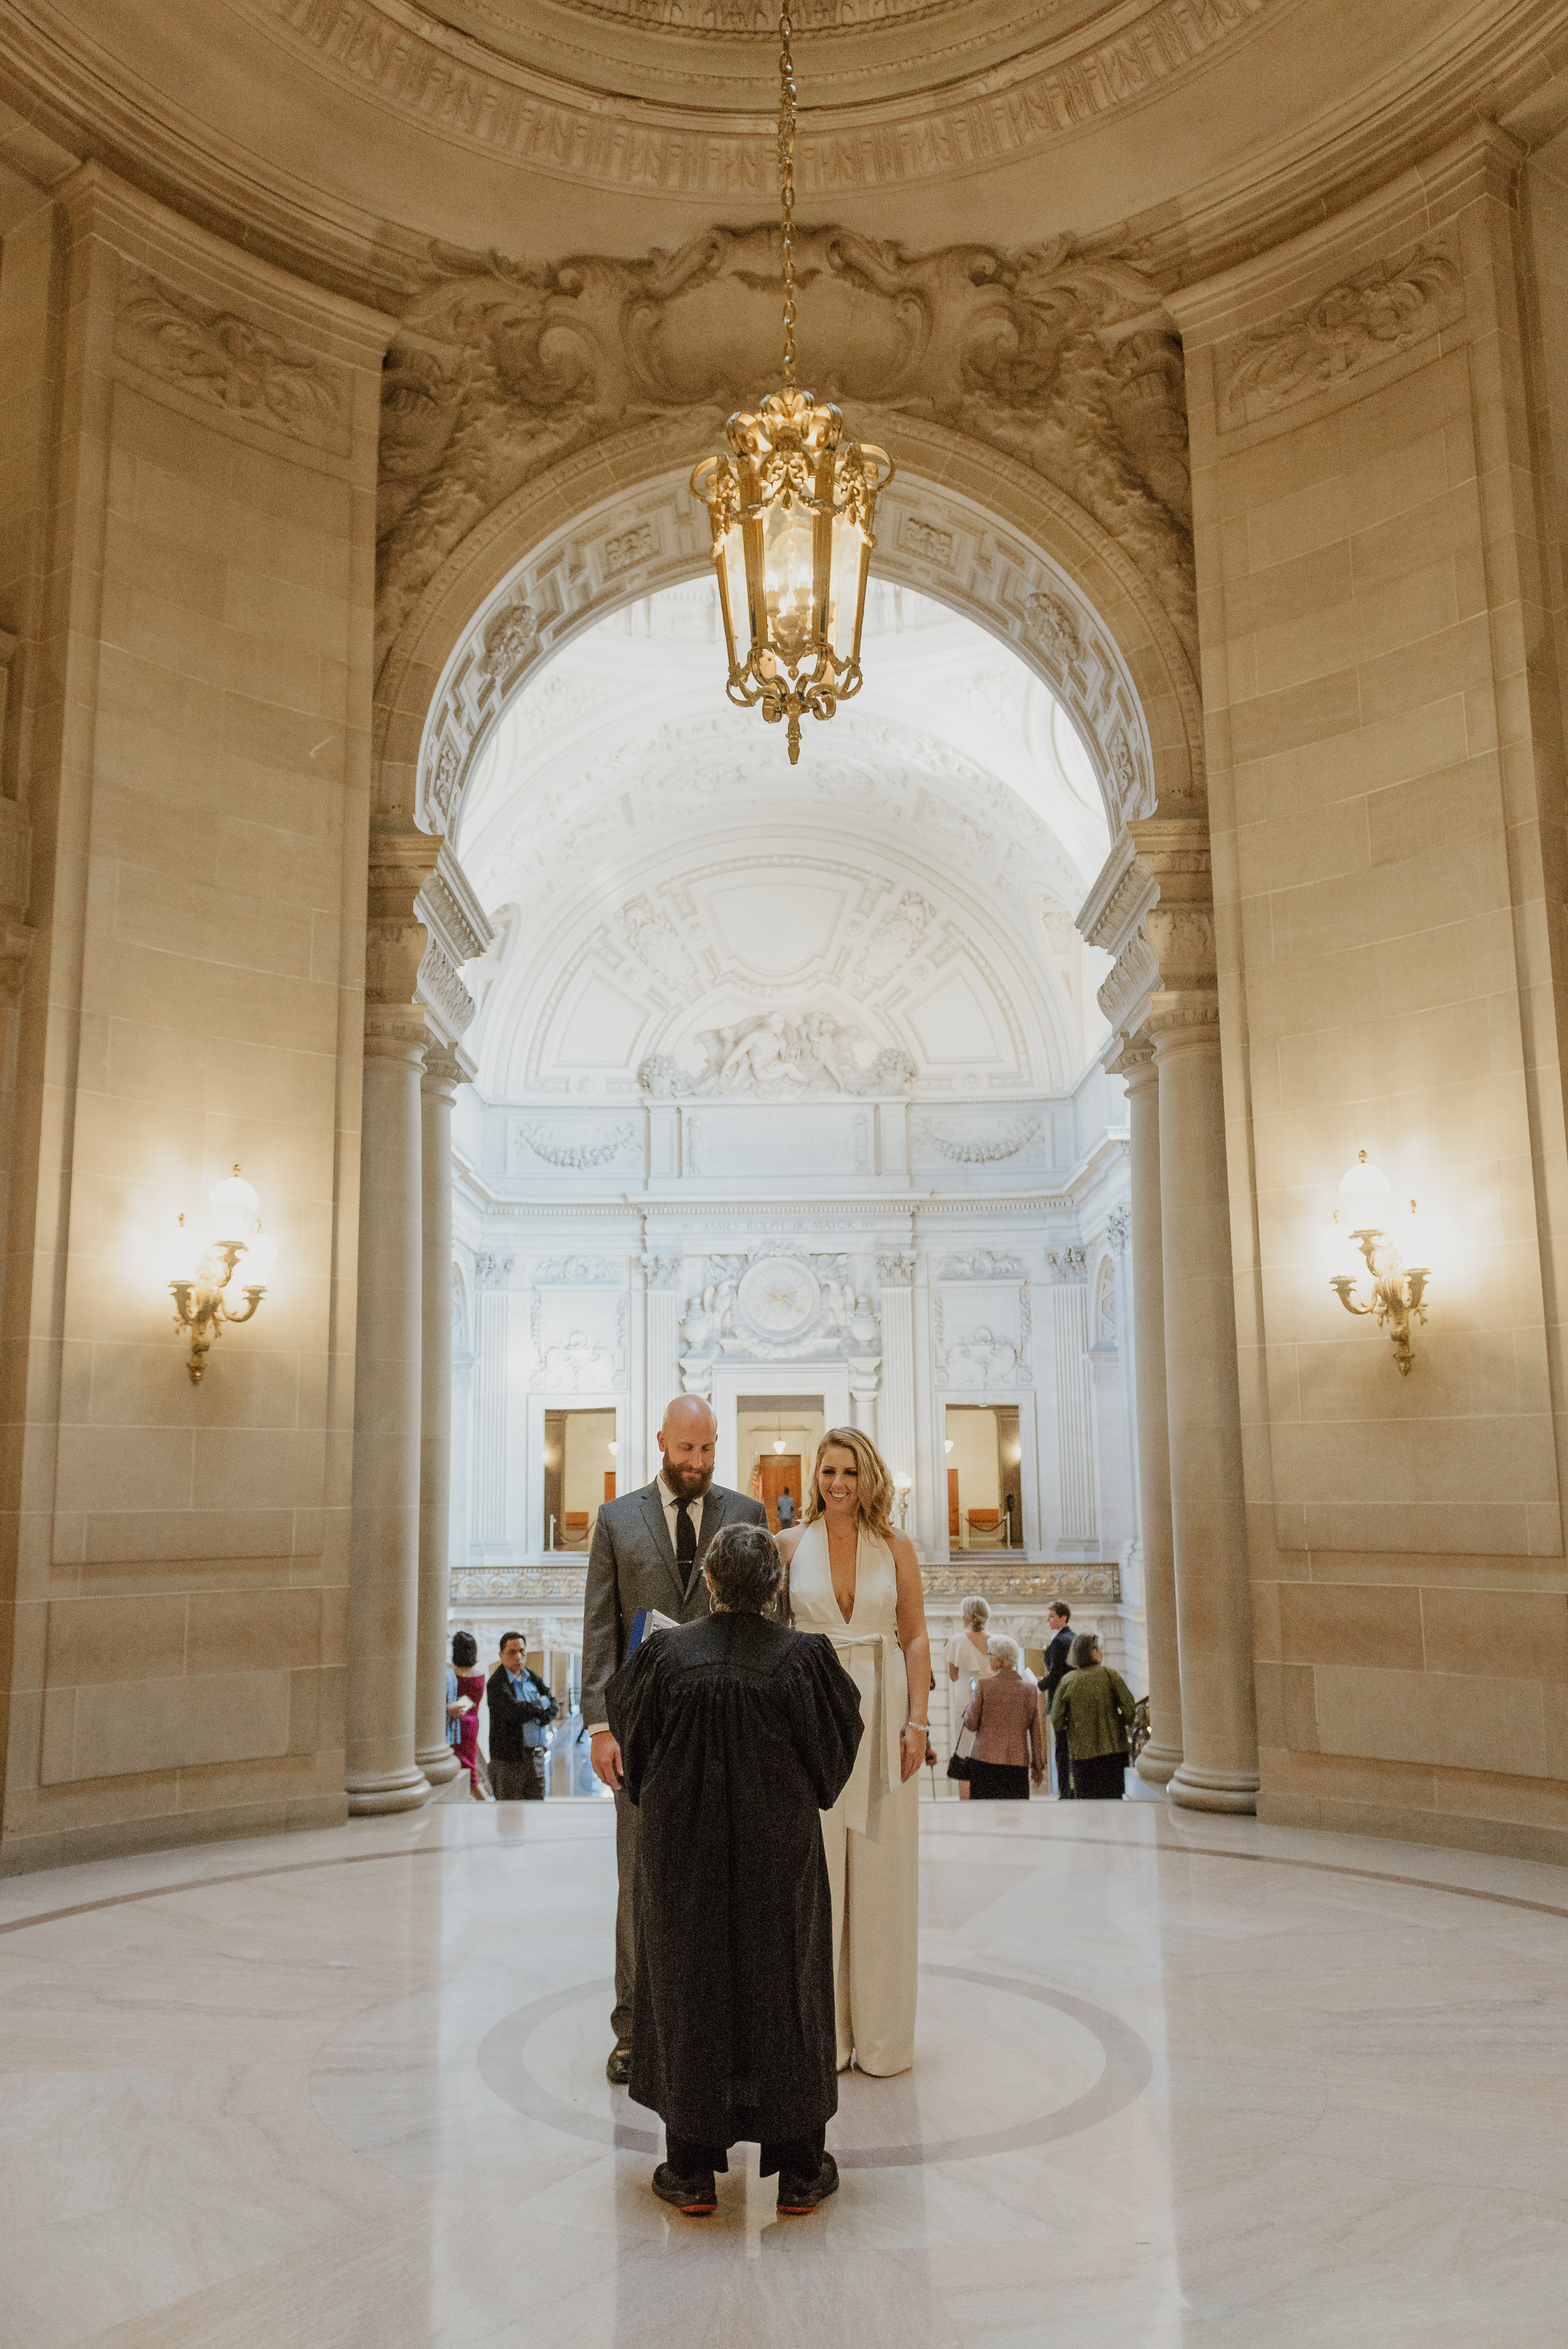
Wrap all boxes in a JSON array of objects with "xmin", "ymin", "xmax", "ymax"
[{"xmin": 582, "ymin": 1478, "xmax": 768, "ymax": 1731}]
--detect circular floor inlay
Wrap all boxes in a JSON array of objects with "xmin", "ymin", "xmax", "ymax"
[{"xmin": 475, "ymin": 1963, "xmax": 1152, "ymax": 2167}]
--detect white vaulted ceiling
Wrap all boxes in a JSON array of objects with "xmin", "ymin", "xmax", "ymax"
[{"xmin": 457, "ymin": 582, "xmax": 1111, "ymax": 1105}]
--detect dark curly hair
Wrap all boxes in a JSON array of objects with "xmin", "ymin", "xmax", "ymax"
[
  {"xmin": 704, "ymin": 1522, "xmax": 784, "ymax": 1616},
  {"xmin": 451, "ymin": 1629, "xmax": 478, "ymax": 1668}
]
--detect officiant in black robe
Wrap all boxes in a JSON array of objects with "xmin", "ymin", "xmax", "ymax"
[{"xmin": 605, "ymin": 1520, "xmax": 863, "ymax": 2217}]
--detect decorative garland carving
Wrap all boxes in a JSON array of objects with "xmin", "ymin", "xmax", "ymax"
[
  {"xmin": 514, "ymin": 1121, "xmax": 638, "ymax": 1169},
  {"xmin": 379, "ymin": 225, "xmax": 1193, "ymax": 676},
  {"xmin": 916, "ymin": 1115, "xmax": 1042, "ymax": 1165},
  {"xmin": 1219, "ymin": 241, "xmax": 1464, "ymax": 428},
  {"xmin": 115, "ymin": 268, "xmax": 346, "ymax": 447}
]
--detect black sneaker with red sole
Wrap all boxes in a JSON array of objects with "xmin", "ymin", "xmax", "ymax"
[
  {"xmin": 776, "ymin": 2153, "xmax": 839, "ymax": 2216},
  {"xmin": 651, "ymin": 2162, "xmax": 718, "ymax": 2216}
]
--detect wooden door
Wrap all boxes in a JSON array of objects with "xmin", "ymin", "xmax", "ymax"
[
  {"xmin": 948, "ymin": 1467, "xmax": 960, "ymax": 1537},
  {"xmin": 760, "ymin": 1455, "xmax": 802, "ymax": 1531},
  {"xmin": 603, "ymin": 1471, "xmax": 616, "ymax": 1502}
]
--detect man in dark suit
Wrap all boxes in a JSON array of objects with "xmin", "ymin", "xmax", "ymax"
[
  {"xmin": 485, "ymin": 1630, "xmax": 558, "ymax": 1800},
  {"xmin": 583, "ymin": 1393, "xmax": 768, "ymax": 2082},
  {"xmin": 1042, "ymin": 1602, "xmax": 1075, "ymax": 1800}
]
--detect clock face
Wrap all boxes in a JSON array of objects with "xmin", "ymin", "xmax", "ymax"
[{"xmin": 738, "ymin": 1259, "xmax": 818, "ymax": 1337}]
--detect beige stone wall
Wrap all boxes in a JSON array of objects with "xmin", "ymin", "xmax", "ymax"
[
  {"xmin": 0, "ymin": 167, "xmax": 389, "ymax": 1871},
  {"xmin": 1175, "ymin": 128, "xmax": 1568, "ymax": 1860}
]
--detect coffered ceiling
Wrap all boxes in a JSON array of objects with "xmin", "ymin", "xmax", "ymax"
[{"xmin": 457, "ymin": 580, "xmax": 1111, "ymax": 1102}]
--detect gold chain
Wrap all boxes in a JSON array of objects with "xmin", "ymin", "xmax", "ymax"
[{"xmin": 778, "ymin": 4, "xmax": 797, "ymax": 386}]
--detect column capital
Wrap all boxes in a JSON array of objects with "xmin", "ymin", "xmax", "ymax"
[
  {"xmin": 363, "ymin": 1005, "xmax": 428, "ymax": 1064},
  {"xmin": 1147, "ymin": 991, "xmax": 1222, "ymax": 1052},
  {"xmin": 421, "ymin": 1040, "xmax": 472, "ymax": 1096},
  {"xmin": 1106, "ymin": 1031, "xmax": 1157, "ymax": 1081}
]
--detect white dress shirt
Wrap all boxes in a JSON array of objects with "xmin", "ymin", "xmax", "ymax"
[{"xmin": 586, "ymin": 1476, "xmax": 701, "ymax": 1738}]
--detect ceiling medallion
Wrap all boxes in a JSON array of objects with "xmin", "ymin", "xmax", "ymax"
[{"xmin": 690, "ymin": 5, "xmax": 893, "ymax": 764}]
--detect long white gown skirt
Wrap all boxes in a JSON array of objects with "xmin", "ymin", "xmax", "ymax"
[{"xmin": 789, "ymin": 1518, "xmax": 919, "ymax": 2076}]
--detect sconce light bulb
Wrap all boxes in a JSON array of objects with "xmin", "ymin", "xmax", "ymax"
[
  {"xmin": 1401, "ymin": 1200, "xmax": 1437, "ymax": 1273},
  {"xmin": 162, "ymin": 1211, "xmax": 200, "ymax": 1285},
  {"xmin": 238, "ymin": 1229, "xmax": 277, "ymax": 1290},
  {"xmin": 1338, "ymin": 1149, "xmax": 1392, "ymax": 1227},
  {"xmin": 209, "ymin": 1165, "xmax": 262, "ymax": 1241},
  {"xmin": 944, "ymin": 1438, "xmax": 954, "ymax": 1453},
  {"xmin": 608, "ymin": 1438, "xmax": 617, "ymax": 1454},
  {"xmin": 773, "ymin": 1436, "xmax": 786, "ymax": 1454}
]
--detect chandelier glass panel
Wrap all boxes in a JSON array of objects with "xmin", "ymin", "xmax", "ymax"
[{"xmin": 690, "ymin": 6, "xmax": 893, "ymax": 761}]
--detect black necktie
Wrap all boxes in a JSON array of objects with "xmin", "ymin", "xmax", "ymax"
[{"xmin": 674, "ymin": 1496, "xmax": 696, "ymax": 1586}]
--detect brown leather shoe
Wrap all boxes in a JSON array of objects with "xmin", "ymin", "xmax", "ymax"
[{"xmin": 605, "ymin": 2039, "xmax": 632, "ymax": 2086}]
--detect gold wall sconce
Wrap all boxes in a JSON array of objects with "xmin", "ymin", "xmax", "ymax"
[
  {"xmin": 893, "ymin": 1472, "xmax": 913, "ymax": 1529},
  {"xmin": 1323, "ymin": 1151, "xmax": 1434, "ymax": 1376},
  {"xmin": 163, "ymin": 1166, "xmax": 277, "ymax": 1384}
]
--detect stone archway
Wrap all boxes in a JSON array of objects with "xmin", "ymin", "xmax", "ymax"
[
  {"xmin": 351, "ymin": 230, "xmax": 1254, "ymax": 1822},
  {"xmin": 373, "ymin": 415, "xmax": 1203, "ymax": 847}
]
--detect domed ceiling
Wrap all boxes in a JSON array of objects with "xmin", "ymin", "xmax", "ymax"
[{"xmin": 457, "ymin": 581, "xmax": 1111, "ymax": 1104}]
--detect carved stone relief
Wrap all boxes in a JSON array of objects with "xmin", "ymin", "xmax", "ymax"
[
  {"xmin": 938, "ymin": 1249, "xmax": 1027, "ymax": 1280},
  {"xmin": 532, "ymin": 1254, "xmax": 623, "ymax": 1281},
  {"xmin": 1106, "ymin": 1204, "xmax": 1131, "ymax": 1256},
  {"xmin": 1219, "ymin": 240, "xmax": 1464, "ymax": 429},
  {"xmin": 640, "ymin": 1009, "xmax": 913, "ymax": 1099},
  {"xmin": 644, "ymin": 1253, "xmax": 684, "ymax": 1288},
  {"xmin": 933, "ymin": 1280, "xmax": 1032, "ymax": 1389},
  {"xmin": 914, "ymin": 1114, "xmax": 1044, "ymax": 1165},
  {"xmin": 1045, "ymin": 1244, "xmax": 1089, "ymax": 1280},
  {"xmin": 379, "ymin": 225, "xmax": 1193, "ymax": 681},
  {"xmin": 115, "ymin": 267, "xmax": 347, "ymax": 450},
  {"xmin": 511, "ymin": 1120, "xmax": 639, "ymax": 1171},
  {"xmin": 678, "ymin": 1243, "xmax": 877, "ymax": 1362}
]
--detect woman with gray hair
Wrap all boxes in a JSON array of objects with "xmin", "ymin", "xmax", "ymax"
[
  {"xmin": 961, "ymin": 1633, "xmax": 1044, "ymax": 1800},
  {"xmin": 606, "ymin": 1521, "xmax": 864, "ymax": 2220}
]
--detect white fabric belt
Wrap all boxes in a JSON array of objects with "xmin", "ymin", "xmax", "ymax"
[{"xmin": 823, "ymin": 1628, "xmax": 904, "ymax": 1836}]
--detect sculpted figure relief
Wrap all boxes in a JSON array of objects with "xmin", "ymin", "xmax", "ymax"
[
  {"xmin": 638, "ymin": 1009, "xmax": 914, "ymax": 1098},
  {"xmin": 376, "ymin": 226, "xmax": 1193, "ymax": 673}
]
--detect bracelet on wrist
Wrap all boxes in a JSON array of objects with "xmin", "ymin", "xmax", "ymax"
[{"xmin": 904, "ymin": 1719, "xmax": 929, "ymax": 1732}]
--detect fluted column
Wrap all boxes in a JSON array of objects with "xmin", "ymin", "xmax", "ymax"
[
  {"xmin": 470, "ymin": 1255, "xmax": 513, "ymax": 1551},
  {"xmin": 1153, "ymin": 1003, "xmax": 1258, "ymax": 1812},
  {"xmin": 644, "ymin": 1254, "xmax": 683, "ymax": 1456},
  {"xmin": 345, "ymin": 830, "xmax": 442, "ymax": 1815},
  {"xmin": 1120, "ymin": 1041, "xmax": 1184, "ymax": 1788},
  {"xmin": 414, "ymin": 1045, "xmax": 464, "ymax": 1786},
  {"xmin": 877, "ymin": 1253, "xmax": 918, "ymax": 1537}
]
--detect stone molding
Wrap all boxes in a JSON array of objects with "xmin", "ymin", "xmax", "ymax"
[
  {"xmin": 938, "ymin": 1249, "xmax": 1027, "ymax": 1280},
  {"xmin": 920, "ymin": 1562, "xmax": 1119, "ymax": 1601},
  {"xmin": 366, "ymin": 827, "xmax": 441, "ymax": 1019},
  {"xmin": 1044, "ymin": 1244, "xmax": 1089, "ymax": 1282},
  {"xmin": 380, "ymin": 222, "xmax": 1194, "ymax": 681},
  {"xmin": 241, "ymin": 0, "xmax": 1281, "ymax": 199},
  {"xmin": 1217, "ymin": 238, "xmax": 1464, "ymax": 430},
  {"xmin": 114, "ymin": 264, "xmax": 348, "ymax": 448},
  {"xmin": 1080, "ymin": 809, "xmax": 1214, "ymax": 1046}
]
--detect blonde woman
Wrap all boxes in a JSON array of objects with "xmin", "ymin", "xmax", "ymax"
[
  {"xmin": 945, "ymin": 1593, "xmax": 994, "ymax": 1801},
  {"xmin": 777, "ymin": 1427, "xmax": 930, "ymax": 2077}
]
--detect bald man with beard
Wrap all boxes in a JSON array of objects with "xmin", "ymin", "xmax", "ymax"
[{"xmin": 583, "ymin": 1395, "xmax": 768, "ymax": 2082}]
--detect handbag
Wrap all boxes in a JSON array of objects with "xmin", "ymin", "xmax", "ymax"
[{"xmin": 945, "ymin": 1752, "xmax": 972, "ymax": 1782}]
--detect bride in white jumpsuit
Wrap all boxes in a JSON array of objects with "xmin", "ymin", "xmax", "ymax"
[{"xmin": 778, "ymin": 1426, "xmax": 931, "ymax": 2077}]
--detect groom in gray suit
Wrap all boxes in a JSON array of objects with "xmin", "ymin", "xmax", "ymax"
[{"xmin": 584, "ymin": 1393, "xmax": 767, "ymax": 2082}]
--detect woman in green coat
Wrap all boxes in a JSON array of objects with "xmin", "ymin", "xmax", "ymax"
[{"xmin": 1049, "ymin": 1633, "xmax": 1136, "ymax": 1800}]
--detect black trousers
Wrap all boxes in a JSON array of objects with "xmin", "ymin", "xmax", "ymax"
[
  {"xmin": 666, "ymin": 2124, "xmax": 825, "ymax": 2180},
  {"xmin": 1053, "ymin": 1726, "xmax": 1074, "ymax": 1798},
  {"xmin": 1073, "ymin": 1751, "xmax": 1127, "ymax": 1800},
  {"xmin": 967, "ymin": 1759, "xmax": 1030, "ymax": 1800},
  {"xmin": 490, "ymin": 1752, "xmax": 544, "ymax": 1800}
]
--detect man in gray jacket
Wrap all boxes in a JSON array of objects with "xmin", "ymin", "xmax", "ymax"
[{"xmin": 583, "ymin": 1393, "xmax": 767, "ymax": 2082}]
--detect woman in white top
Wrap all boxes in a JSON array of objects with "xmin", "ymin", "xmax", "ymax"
[
  {"xmin": 777, "ymin": 1426, "xmax": 930, "ymax": 2077},
  {"xmin": 945, "ymin": 1594, "xmax": 994, "ymax": 1801}
]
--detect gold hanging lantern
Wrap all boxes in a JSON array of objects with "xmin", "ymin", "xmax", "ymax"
[{"xmin": 690, "ymin": 5, "xmax": 893, "ymax": 763}]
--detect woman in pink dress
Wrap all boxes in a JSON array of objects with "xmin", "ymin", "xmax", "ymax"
[{"xmin": 450, "ymin": 1630, "xmax": 488, "ymax": 1798}]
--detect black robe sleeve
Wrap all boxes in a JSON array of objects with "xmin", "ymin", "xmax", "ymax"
[
  {"xmin": 605, "ymin": 1635, "xmax": 665, "ymax": 1806},
  {"xmin": 785, "ymin": 1632, "xmax": 865, "ymax": 1813}
]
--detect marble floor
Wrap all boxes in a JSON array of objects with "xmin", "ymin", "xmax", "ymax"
[{"xmin": 2, "ymin": 1801, "xmax": 1565, "ymax": 2346}]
